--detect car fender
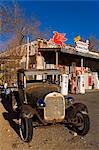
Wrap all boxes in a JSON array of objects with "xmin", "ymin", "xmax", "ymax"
[
  {"xmin": 65, "ymin": 103, "xmax": 88, "ymax": 121},
  {"xmin": 80, "ymin": 111, "xmax": 88, "ymax": 115},
  {"xmin": 19, "ymin": 104, "xmax": 36, "ymax": 118},
  {"xmin": 73, "ymin": 103, "xmax": 88, "ymax": 113}
]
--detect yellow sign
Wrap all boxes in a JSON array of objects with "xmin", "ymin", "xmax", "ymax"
[{"xmin": 74, "ymin": 35, "xmax": 81, "ymax": 43}]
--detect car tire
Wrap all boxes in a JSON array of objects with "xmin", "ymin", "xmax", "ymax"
[
  {"xmin": 19, "ymin": 117, "xmax": 33, "ymax": 142},
  {"xmin": 73, "ymin": 112, "xmax": 90, "ymax": 136}
]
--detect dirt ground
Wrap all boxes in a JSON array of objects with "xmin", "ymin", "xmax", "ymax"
[{"xmin": 0, "ymin": 92, "xmax": 99, "ymax": 150}]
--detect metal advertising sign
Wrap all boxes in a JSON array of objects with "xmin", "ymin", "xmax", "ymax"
[
  {"xmin": 49, "ymin": 31, "xmax": 68, "ymax": 48},
  {"xmin": 75, "ymin": 40, "xmax": 89, "ymax": 53}
]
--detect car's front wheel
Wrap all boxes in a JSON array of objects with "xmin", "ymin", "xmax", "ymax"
[
  {"xmin": 19, "ymin": 117, "xmax": 33, "ymax": 142},
  {"xmin": 72, "ymin": 112, "xmax": 90, "ymax": 136}
]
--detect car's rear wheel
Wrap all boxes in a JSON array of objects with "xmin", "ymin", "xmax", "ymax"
[
  {"xmin": 72, "ymin": 112, "xmax": 90, "ymax": 136},
  {"xmin": 19, "ymin": 117, "xmax": 33, "ymax": 142}
]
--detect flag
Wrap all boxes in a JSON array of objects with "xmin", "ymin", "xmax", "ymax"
[{"xmin": 74, "ymin": 35, "xmax": 81, "ymax": 43}]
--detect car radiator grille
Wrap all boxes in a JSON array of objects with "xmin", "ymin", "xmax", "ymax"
[{"xmin": 44, "ymin": 92, "xmax": 65, "ymax": 122}]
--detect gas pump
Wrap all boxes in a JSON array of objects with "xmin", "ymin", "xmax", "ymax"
[
  {"xmin": 77, "ymin": 75, "xmax": 85, "ymax": 94},
  {"xmin": 60, "ymin": 74, "xmax": 68, "ymax": 95},
  {"xmin": 92, "ymin": 72, "xmax": 99, "ymax": 89}
]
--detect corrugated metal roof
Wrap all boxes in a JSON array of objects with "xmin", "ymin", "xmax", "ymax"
[{"xmin": 0, "ymin": 42, "xmax": 99, "ymax": 60}]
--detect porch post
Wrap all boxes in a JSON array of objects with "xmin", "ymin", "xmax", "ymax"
[
  {"xmin": 56, "ymin": 51, "xmax": 58, "ymax": 66},
  {"xmin": 81, "ymin": 58, "xmax": 84, "ymax": 73}
]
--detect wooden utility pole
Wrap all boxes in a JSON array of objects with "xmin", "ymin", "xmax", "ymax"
[{"xmin": 26, "ymin": 36, "xmax": 29, "ymax": 69}]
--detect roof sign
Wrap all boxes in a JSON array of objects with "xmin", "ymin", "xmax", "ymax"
[
  {"xmin": 75, "ymin": 40, "xmax": 89, "ymax": 53},
  {"xmin": 49, "ymin": 31, "xmax": 68, "ymax": 48}
]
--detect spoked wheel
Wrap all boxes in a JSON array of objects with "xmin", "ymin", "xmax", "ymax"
[
  {"xmin": 19, "ymin": 117, "xmax": 33, "ymax": 142},
  {"xmin": 72, "ymin": 112, "xmax": 90, "ymax": 136}
]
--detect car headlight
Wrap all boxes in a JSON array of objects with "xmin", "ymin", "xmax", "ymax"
[
  {"xmin": 64, "ymin": 96, "xmax": 74, "ymax": 105},
  {"xmin": 37, "ymin": 99, "xmax": 46, "ymax": 107}
]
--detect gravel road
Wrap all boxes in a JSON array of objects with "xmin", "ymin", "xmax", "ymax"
[{"xmin": 0, "ymin": 92, "xmax": 99, "ymax": 150}]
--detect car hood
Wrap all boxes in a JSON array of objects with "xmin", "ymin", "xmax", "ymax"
[{"xmin": 26, "ymin": 83, "xmax": 61, "ymax": 103}]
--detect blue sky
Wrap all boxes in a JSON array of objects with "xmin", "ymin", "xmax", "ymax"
[{"xmin": 0, "ymin": 0, "xmax": 99, "ymax": 50}]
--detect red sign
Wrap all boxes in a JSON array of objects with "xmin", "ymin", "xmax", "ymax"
[{"xmin": 49, "ymin": 31, "xmax": 67, "ymax": 48}]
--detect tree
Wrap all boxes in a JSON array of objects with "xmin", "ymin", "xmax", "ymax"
[
  {"xmin": 89, "ymin": 36, "xmax": 99, "ymax": 53},
  {"xmin": 0, "ymin": 1, "xmax": 50, "ymax": 50}
]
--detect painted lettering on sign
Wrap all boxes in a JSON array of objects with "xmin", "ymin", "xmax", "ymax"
[{"xmin": 75, "ymin": 40, "xmax": 89, "ymax": 53}]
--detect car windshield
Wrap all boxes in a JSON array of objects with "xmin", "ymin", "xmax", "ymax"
[
  {"xmin": 26, "ymin": 74, "xmax": 60, "ymax": 84},
  {"xmin": 26, "ymin": 74, "xmax": 43, "ymax": 83},
  {"xmin": 25, "ymin": 69, "xmax": 61, "ymax": 85}
]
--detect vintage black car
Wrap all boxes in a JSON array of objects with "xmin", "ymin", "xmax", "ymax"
[{"xmin": 12, "ymin": 69, "xmax": 90, "ymax": 142}]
